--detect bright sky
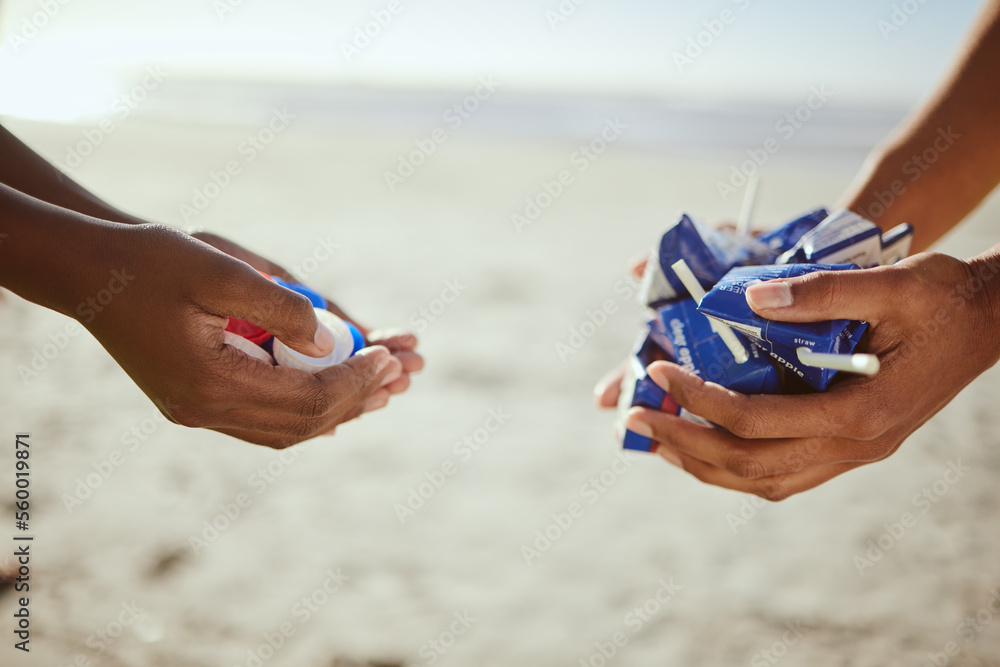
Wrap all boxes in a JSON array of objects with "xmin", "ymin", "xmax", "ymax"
[{"xmin": 0, "ymin": 0, "xmax": 984, "ymax": 121}]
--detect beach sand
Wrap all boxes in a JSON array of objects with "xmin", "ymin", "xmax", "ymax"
[{"xmin": 1, "ymin": 105, "xmax": 999, "ymax": 666}]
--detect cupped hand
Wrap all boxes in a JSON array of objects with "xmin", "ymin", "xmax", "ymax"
[
  {"xmin": 190, "ymin": 231, "xmax": 424, "ymax": 404},
  {"xmin": 616, "ymin": 251, "xmax": 1000, "ymax": 500},
  {"xmin": 83, "ymin": 224, "xmax": 406, "ymax": 448}
]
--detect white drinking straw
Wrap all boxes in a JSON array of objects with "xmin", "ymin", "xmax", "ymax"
[
  {"xmin": 796, "ymin": 347, "xmax": 880, "ymax": 376},
  {"xmin": 671, "ymin": 259, "xmax": 749, "ymax": 364},
  {"xmin": 736, "ymin": 176, "xmax": 759, "ymax": 238}
]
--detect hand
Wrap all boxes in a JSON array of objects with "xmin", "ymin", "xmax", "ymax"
[
  {"xmin": 618, "ymin": 251, "xmax": 1000, "ymax": 500},
  {"xmin": 82, "ymin": 224, "xmax": 406, "ymax": 448},
  {"xmin": 190, "ymin": 231, "xmax": 424, "ymax": 405}
]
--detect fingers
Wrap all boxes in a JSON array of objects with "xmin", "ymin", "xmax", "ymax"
[
  {"xmin": 189, "ymin": 232, "xmax": 291, "ymax": 281},
  {"xmin": 629, "ymin": 255, "xmax": 649, "ymax": 280},
  {"xmin": 367, "ymin": 329, "xmax": 418, "ymax": 352},
  {"xmin": 201, "ymin": 264, "xmax": 334, "ymax": 357},
  {"xmin": 625, "ymin": 407, "xmax": 884, "ymax": 478},
  {"xmin": 393, "ymin": 351, "xmax": 425, "ymax": 375},
  {"xmin": 367, "ymin": 330, "xmax": 424, "ymax": 374},
  {"xmin": 213, "ymin": 402, "xmax": 367, "ymax": 449},
  {"xmin": 644, "ymin": 361, "xmax": 887, "ymax": 441},
  {"xmin": 658, "ymin": 445, "xmax": 863, "ymax": 501},
  {"xmin": 745, "ymin": 264, "xmax": 902, "ymax": 324},
  {"xmin": 211, "ymin": 427, "xmax": 304, "ymax": 449},
  {"xmin": 207, "ymin": 344, "xmax": 395, "ymax": 419},
  {"xmin": 594, "ymin": 363, "xmax": 626, "ymax": 408},
  {"xmin": 363, "ymin": 388, "xmax": 391, "ymax": 413},
  {"xmin": 193, "ymin": 352, "xmax": 395, "ymax": 446},
  {"xmin": 383, "ymin": 372, "xmax": 411, "ymax": 395},
  {"xmin": 314, "ymin": 346, "xmax": 400, "ymax": 402}
]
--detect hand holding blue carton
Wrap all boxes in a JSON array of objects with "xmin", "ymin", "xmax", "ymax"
[{"xmin": 618, "ymin": 208, "xmax": 910, "ymax": 451}]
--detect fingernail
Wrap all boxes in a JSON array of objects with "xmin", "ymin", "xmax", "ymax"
[
  {"xmin": 593, "ymin": 378, "xmax": 611, "ymax": 397},
  {"xmin": 380, "ymin": 359, "xmax": 403, "ymax": 386},
  {"xmin": 625, "ymin": 411, "xmax": 653, "ymax": 439},
  {"xmin": 646, "ymin": 363, "xmax": 670, "ymax": 393},
  {"xmin": 356, "ymin": 346, "xmax": 392, "ymax": 373},
  {"xmin": 313, "ymin": 321, "xmax": 336, "ymax": 353},
  {"xmin": 363, "ymin": 391, "xmax": 390, "ymax": 413},
  {"xmin": 655, "ymin": 445, "xmax": 684, "ymax": 469},
  {"xmin": 746, "ymin": 281, "xmax": 792, "ymax": 310}
]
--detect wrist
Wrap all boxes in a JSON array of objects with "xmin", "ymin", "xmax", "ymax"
[
  {"xmin": 0, "ymin": 184, "xmax": 135, "ymax": 318},
  {"xmin": 966, "ymin": 245, "xmax": 1000, "ymax": 369}
]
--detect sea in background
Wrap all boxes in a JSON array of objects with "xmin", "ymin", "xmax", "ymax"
[
  {"xmin": 36, "ymin": 78, "xmax": 910, "ymax": 169},
  {"xmin": 2, "ymin": 79, "xmax": 1000, "ymax": 666}
]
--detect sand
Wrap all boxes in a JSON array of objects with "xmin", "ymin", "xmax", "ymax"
[{"xmin": 1, "ymin": 104, "xmax": 1000, "ymax": 667}]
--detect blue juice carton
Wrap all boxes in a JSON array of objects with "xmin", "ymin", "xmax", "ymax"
[
  {"xmin": 758, "ymin": 208, "xmax": 828, "ymax": 254},
  {"xmin": 617, "ymin": 331, "xmax": 681, "ymax": 452},
  {"xmin": 880, "ymin": 223, "xmax": 914, "ymax": 265},
  {"xmin": 639, "ymin": 214, "xmax": 774, "ymax": 307},
  {"xmin": 617, "ymin": 300, "xmax": 783, "ymax": 452},
  {"xmin": 697, "ymin": 264, "xmax": 869, "ymax": 391},
  {"xmin": 778, "ymin": 210, "xmax": 883, "ymax": 268},
  {"xmin": 647, "ymin": 298, "xmax": 782, "ymax": 395}
]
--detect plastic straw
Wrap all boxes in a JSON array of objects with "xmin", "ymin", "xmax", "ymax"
[
  {"xmin": 736, "ymin": 176, "xmax": 759, "ymax": 238},
  {"xmin": 796, "ymin": 347, "xmax": 880, "ymax": 376},
  {"xmin": 671, "ymin": 259, "xmax": 749, "ymax": 364}
]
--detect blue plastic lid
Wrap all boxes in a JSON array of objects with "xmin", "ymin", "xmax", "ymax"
[
  {"xmin": 346, "ymin": 322, "xmax": 365, "ymax": 357},
  {"xmin": 272, "ymin": 276, "xmax": 328, "ymax": 309}
]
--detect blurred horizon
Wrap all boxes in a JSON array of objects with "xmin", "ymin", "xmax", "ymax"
[{"xmin": 0, "ymin": 0, "xmax": 984, "ymax": 124}]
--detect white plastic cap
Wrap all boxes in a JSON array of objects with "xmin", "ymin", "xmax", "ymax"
[
  {"xmin": 273, "ymin": 308, "xmax": 358, "ymax": 373},
  {"xmin": 223, "ymin": 330, "xmax": 275, "ymax": 365}
]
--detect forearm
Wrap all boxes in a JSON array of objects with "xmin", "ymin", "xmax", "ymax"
[
  {"xmin": 0, "ymin": 183, "xmax": 130, "ymax": 317},
  {"xmin": 0, "ymin": 123, "xmax": 147, "ymax": 225},
  {"xmin": 838, "ymin": 0, "xmax": 1000, "ymax": 253}
]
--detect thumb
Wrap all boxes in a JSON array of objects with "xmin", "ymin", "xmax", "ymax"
[
  {"xmin": 744, "ymin": 266, "xmax": 897, "ymax": 324},
  {"xmin": 206, "ymin": 267, "xmax": 334, "ymax": 357}
]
